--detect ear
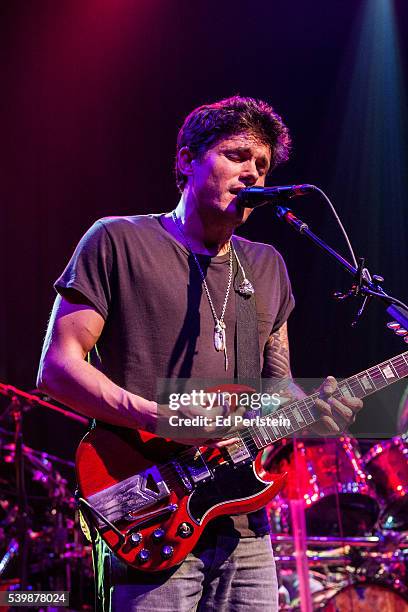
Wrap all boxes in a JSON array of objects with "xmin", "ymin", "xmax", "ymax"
[{"xmin": 177, "ymin": 146, "xmax": 195, "ymax": 180}]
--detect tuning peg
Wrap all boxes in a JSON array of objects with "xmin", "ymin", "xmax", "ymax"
[{"xmin": 386, "ymin": 321, "xmax": 408, "ymax": 336}]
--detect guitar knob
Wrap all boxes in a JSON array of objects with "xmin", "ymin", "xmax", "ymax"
[
  {"xmin": 130, "ymin": 532, "xmax": 142, "ymax": 545},
  {"xmin": 161, "ymin": 545, "xmax": 174, "ymax": 560},
  {"xmin": 137, "ymin": 549, "xmax": 150, "ymax": 564},
  {"xmin": 151, "ymin": 528, "xmax": 165, "ymax": 543},
  {"xmin": 177, "ymin": 522, "xmax": 193, "ymax": 538}
]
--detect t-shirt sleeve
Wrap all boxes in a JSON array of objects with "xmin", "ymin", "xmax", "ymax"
[
  {"xmin": 271, "ymin": 250, "xmax": 295, "ymax": 333},
  {"xmin": 54, "ymin": 220, "xmax": 113, "ymax": 319}
]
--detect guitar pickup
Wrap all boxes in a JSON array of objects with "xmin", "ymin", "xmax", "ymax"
[
  {"xmin": 184, "ymin": 450, "xmax": 212, "ymax": 484},
  {"xmin": 223, "ymin": 439, "xmax": 251, "ymax": 465},
  {"xmin": 171, "ymin": 460, "xmax": 193, "ymax": 491}
]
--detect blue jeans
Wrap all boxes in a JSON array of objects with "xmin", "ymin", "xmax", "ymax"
[{"xmin": 94, "ymin": 531, "xmax": 278, "ymax": 611}]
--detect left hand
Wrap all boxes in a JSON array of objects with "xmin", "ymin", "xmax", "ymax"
[{"xmin": 311, "ymin": 376, "xmax": 363, "ymax": 435}]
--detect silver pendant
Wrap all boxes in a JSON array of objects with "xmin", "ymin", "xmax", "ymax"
[
  {"xmin": 214, "ymin": 320, "xmax": 226, "ymax": 352},
  {"xmin": 238, "ymin": 278, "xmax": 255, "ymax": 297}
]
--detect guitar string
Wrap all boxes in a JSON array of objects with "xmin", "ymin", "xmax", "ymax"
[
  {"xmin": 149, "ymin": 355, "xmax": 408, "ymax": 482},
  {"xmin": 155, "ymin": 353, "xmax": 408, "ymax": 475}
]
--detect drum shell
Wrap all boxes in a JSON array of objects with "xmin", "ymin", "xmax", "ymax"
[
  {"xmin": 362, "ymin": 436, "xmax": 408, "ymax": 531},
  {"xmin": 320, "ymin": 583, "xmax": 408, "ymax": 611},
  {"xmin": 265, "ymin": 437, "xmax": 379, "ymax": 537}
]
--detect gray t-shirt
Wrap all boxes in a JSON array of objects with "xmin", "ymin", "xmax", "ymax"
[{"xmin": 55, "ymin": 214, "xmax": 295, "ymax": 536}]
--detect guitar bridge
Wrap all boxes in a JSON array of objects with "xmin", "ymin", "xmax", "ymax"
[{"xmin": 125, "ymin": 503, "xmax": 178, "ymax": 529}]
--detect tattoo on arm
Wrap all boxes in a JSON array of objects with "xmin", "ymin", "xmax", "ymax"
[
  {"xmin": 263, "ymin": 322, "xmax": 291, "ymax": 380},
  {"xmin": 263, "ymin": 322, "xmax": 306, "ymax": 401}
]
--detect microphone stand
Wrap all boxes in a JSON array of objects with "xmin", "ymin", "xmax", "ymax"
[
  {"xmin": 274, "ymin": 205, "xmax": 408, "ymax": 326},
  {"xmin": 270, "ymin": 204, "xmax": 407, "ymax": 612}
]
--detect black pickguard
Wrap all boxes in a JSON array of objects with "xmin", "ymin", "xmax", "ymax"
[{"xmin": 187, "ymin": 461, "xmax": 269, "ymax": 524}]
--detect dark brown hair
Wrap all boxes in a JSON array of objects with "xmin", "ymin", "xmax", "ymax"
[{"xmin": 176, "ymin": 96, "xmax": 291, "ymax": 191}]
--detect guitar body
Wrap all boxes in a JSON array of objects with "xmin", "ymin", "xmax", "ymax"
[
  {"xmin": 76, "ymin": 350, "xmax": 408, "ymax": 572},
  {"xmin": 76, "ymin": 427, "xmax": 286, "ymax": 572}
]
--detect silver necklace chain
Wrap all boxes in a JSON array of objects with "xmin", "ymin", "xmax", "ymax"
[{"xmin": 172, "ymin": 210, "xmax": 232, "ymax": 370}]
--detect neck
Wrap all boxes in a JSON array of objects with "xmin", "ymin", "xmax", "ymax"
[{"xmin": 173, "ymin": 195, "xmax": 236, "ymax": 257}]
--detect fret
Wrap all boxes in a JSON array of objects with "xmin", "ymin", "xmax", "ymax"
[
  {"xmin": 263, "ymin": 426, "xmax": 277, "ymax": 444},
  {"xmin": 270, "ymin": 408, "xmax": 298, "ymax": 439},
  {"xmin": 388, "ymin": 360, "xmax": 399, "ymax": 379},
  {"xmin": 282, "ymin": 411, "xmax": 296, "ymax": 435},
  {"xmin": 272, "ymin": 413, "xmax": 295, "ymax": 439},
  {"xmin": 274, "ymin": 424, "xmax": 283, "ymax": 441},
  {"xmin": 380, "ymin": 361, "xmax": 397, "ymax": 381},
  {"xmin": 351, "ymin": 375, "xmax": 366, "ymax": 397},
  {"xmin": 302, "ymin": 398, "xmax": 317, "ymax": 424},
  {"xmin": 392, "ymin": 356, "xmax": 408, "ymax": 378},
  {"xmin": 276, "ymin": 421, "xmax": 289, "ymax": 439},
  {"xmin": 250, "ymin": 426, "xmax": 264, "ymax": 449},
  {"xmin": 338, "ymin": 379, "xmax": 354, "ymax": 398},
  {"xmin": 367, "ymin": 365, "xmax": 388, "ymax": 389},
  {"xmin": 245, "ymin": 352, "xmax": 408, "ymax": 449},
  {"xmin": 347, "ymin": 375, "xmax": 365, "ymax": 398},
  {"xmin": 238, "ymin": 431, "xmax": 258, "ymax": 456},
  {"xmin": 258, "ymin": 426, "xmax": 271, "ymax": 446},
  {"xmin": 291, "ymin": 404, "xmax": 307, "ymax": 427},
  {"xmin": 255, "ymin": 426, "xmax": 267, "ymax": 447},
  {"xmin": 357, "ymin": 370, "xmax": 375, "ymax": 394}
]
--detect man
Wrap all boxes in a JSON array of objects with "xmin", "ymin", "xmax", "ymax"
[{"xmin": 37, "ymin": 96, "xmax": 362, "ymax": 611}]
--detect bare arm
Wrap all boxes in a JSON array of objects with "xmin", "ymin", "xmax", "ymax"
[
  {"xmin": 263, "ymin": 322, "xmax": 292, "ymax": 380},
  {"xmin": 37, "ymin": 294, "xmax": 158, "ymax": 431},
  {"xmin": 263, "ymin": 322, "xmax": 304, "ymax": 399},
  {"xmin": 262, "ymin": 322, "xmax": 362, "ymax": 432}
]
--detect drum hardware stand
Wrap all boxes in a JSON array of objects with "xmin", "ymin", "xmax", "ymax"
[
  {"xmin": 290, "ymin": 499, "xmax": 313, "ymax": 612},
  {"xmin": 5, "ymin": 392, "xmax": 30, "ymax": 590},
  {"xmin": 0, "ymin": 538, "xmax": 19, "ymax": 578},
  {"xmin": 0, "ymin": 384, "xmax": 88, "ymax": 426},
  {"xmin": 0, "ymin": 384, "xmax": 88, "ymax": 590},
  {"xmin": 270, "ymin": 534, "xmax": 408, "ymax": 548},
  {"xmin": 273, "ymin": 204, "xmax": 408, "ymax": 328}
]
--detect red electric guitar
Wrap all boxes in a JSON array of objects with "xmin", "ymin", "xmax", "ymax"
[{"xmin": 76, "ymin": 351, "xmax": 408, "ymax": 572}]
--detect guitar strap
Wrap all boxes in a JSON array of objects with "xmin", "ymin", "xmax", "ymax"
[{"xmin": 231, "ymin": 237, "xmax": 261, "ymax": 388}]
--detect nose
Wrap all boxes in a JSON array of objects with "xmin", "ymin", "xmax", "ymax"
[{"xmin": 240, "ymin": 159, "xmax": 260, "ymax": 186}]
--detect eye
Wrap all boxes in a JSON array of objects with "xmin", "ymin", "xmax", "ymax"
[{"xmin": 226, "ymin": 152, "xmax": 242, "ymax": 161}]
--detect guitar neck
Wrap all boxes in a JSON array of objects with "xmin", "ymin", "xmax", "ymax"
[{"xmin": 242, "ymin": 351, "xmax": 408, "ymax": 451}]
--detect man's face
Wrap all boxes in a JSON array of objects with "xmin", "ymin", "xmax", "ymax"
[{"xmin": 185, "ymin": 132, "xmax": 271, "ymax": 223}]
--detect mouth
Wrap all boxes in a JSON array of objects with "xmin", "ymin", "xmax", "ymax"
[{"xmin": 229, "ymin": 186, "xmax": 246, "ymax": 196}]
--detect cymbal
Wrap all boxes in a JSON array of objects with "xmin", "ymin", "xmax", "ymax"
[{"xmin": 2, "ymin": 443, "xmax": 75, "ymax": 468}]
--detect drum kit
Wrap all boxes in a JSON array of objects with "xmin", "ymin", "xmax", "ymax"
[
  {"xmin": 0, "ymin": 384, "xmax": 93, "ymax": 611},
  {"xmin": 264, "ymin": 432, "xmax": 408, "ymax": 610}
]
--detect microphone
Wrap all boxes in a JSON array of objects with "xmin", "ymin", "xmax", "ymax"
[{"xmin": 236, "ymin": 184, "xmax": 316, "ymax": 208}]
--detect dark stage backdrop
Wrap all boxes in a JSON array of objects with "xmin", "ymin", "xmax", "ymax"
[{"xmin": 1, "ymin": 0, "xmax": 408, "ymax": 462}]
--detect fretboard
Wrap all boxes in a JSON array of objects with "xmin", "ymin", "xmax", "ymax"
[{"xmin": 242, "ymin": 351, "xmax": 408, "ymax": 450}]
